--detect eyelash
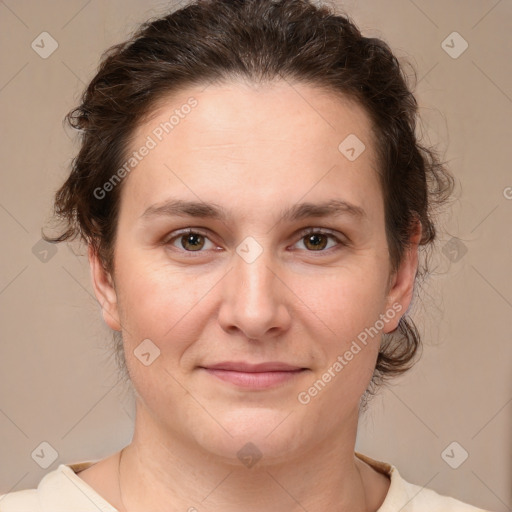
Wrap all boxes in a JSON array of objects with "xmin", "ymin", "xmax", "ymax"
[{"xmin": 164, "ymin": 227, "xmax": 346, "ymax": 256}]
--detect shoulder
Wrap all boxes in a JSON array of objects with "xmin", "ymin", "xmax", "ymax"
[
  {"xmin": 354, "ymin": 452, "xmax": 492, "ymax": 512},
  {"xmin": 396, "ymin": 478, "xmax": 491, "ymax": 511},
  {"xmin": 0, "ymin": 461, "xmax": 115, "ymax": 512},
  {"xmin": 0, "ymin": 488, "xmax": 40, "ymax": 512}
]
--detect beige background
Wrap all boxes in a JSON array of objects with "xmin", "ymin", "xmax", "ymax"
[{"xmin": 0, "ymin": 0, "xmax": 510, "ymax": 510}]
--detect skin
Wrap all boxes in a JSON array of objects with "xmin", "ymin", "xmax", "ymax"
[{"xmin": 82, "ymin": 79, "xmax": 421, "ymax": 512}]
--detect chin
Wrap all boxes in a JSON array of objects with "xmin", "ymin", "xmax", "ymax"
[{"xmin": 190, "ymin": 407, "xmax": 309, "ymax": 467}]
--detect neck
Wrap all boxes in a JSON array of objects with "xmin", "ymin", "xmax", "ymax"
[{"xmin": 116, "ymin": 403, "xmax": 378, "ymax": 512}]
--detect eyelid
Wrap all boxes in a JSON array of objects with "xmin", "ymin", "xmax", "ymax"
[{"xmin": 294, "ymin": 226, "xmax": 345, "ymax": 241}]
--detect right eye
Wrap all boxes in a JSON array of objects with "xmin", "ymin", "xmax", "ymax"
[{"xmin": 166, "ymin": 228, "xmax": 217, "ymax": 253}]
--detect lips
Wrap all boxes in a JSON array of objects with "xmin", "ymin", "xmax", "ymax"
[
  {"xmin": 202, "ymin": 361, "xmax": 305, "ymax": 372},
  {"xmin": 199, "ymin": 361, "xmax": 308, "ymax": 389}
]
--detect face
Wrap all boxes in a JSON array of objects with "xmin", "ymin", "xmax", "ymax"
[{"xmin": 90, "ymin": 79, "xmax": 419, "ymax": 463}]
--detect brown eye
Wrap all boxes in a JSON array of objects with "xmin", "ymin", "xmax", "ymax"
[
  {"xmin": 180, "ymin": 232, "xmax": 206, "ymax": 251},
  {"xmin": 303, "ymin": 233, "xmax": 329, "ymax": 251},
  {"xmin": 293, "ymin": 229, "xmax": 344, "ymax": 253},
  {"xmin": 167, "ymin": 229, "xmax": 215, "ymax": 252}
]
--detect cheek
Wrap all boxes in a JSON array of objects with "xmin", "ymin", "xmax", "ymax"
[
  {"xmin": 297, "ymin": 268, "xmax": 388, "ymax": 388},
  {"xmin": 113, "ymin": 256, "xmax": 223, "ymax": 354},
  {"xmin": 114, "ymin": 264, "xmax": 219, "ymax": 406},
  {"xmin": 300, "ymin": 266, "xmax": 388, "ymax": 338}
]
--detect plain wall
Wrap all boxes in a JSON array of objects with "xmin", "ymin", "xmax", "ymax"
[{"xmin": 0, "ymin": 1, "xmax": 510, "ymax": 510}]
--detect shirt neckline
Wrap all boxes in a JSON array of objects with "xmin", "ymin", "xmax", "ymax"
[{"xmin": 56, "ymin": 451, "xmax": 400, "ymax": 511}]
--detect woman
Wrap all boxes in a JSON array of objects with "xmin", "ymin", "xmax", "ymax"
[{"xmin": 0, "ymin": 0, "xmax": 491, "ymax": 510}]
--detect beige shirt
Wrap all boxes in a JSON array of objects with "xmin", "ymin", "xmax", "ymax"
[{"xmin": 0, "ymin": 452, "xmax": 491, "ymax": 511}]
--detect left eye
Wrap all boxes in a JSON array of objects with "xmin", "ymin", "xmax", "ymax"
[
  {"xmin": 166, "ymin": 229, "xmax": 343, "ymax": 253},
  {"xmin": 293, "ymin": 229, "xmax": 342, "ymax": 251}
]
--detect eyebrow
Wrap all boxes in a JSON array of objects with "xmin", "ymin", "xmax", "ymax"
[{"xmin": 140, "ymin": 198, "xmax": 366, "ymax": 223}]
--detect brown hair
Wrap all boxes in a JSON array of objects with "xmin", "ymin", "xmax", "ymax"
[{"xmin": 42, "ymin": 0, "xmax": 454, "ymax": 404}]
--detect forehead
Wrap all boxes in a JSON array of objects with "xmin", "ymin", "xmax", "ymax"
[
  {"xmin": 120, "ymin": 79, "xmax": 382, "ymax": 224},
  {"xmin": 142, "ymin": 79, "xmax": 375, "ymax": 158}
]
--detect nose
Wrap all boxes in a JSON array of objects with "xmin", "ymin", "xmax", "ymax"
[{"xmin": 217, "ymin": 246, "xmax": 292, "ymax": 341}]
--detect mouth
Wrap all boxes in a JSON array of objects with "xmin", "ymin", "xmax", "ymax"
[{"xmin": 198, "ymin": 361, "xmax": 309, "ymax": 389}]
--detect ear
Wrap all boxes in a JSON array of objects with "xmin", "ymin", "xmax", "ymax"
[
  {"xmin": 382, "ymin": 219, "xmax": 422, "ymax": 333},
  {"xmin": 88, "ymin": 244, "xmax": 122, "ymax": 331}
]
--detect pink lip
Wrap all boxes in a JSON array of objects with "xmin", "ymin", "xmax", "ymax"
[
  {"xmin": 199, "ymin": 361, "xmax": 308, "ymax": 389},
  {"xmin": 204, "ymin": 361, "xmax": 304, "ymax": 372}
]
